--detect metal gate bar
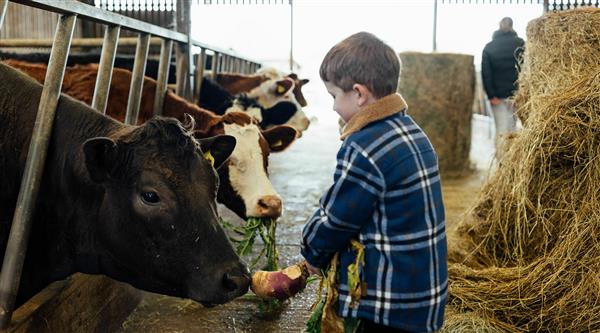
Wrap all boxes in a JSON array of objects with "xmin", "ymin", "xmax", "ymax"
[
  {"xmin": 153, "ymin": 39, "xmax": 173, "ymax": 116},
  {"xmin": 0, "ymin": 0, "xmax": 8, "ymax": 30},
  {"xmin": 194, "ymin": 48, "xmax": 206, "ymax": 101},
  {"xmin": 124, "ymin": 32, "xmax": 150, "ymax": 125},
  {"xmin": 92, "ymin": 25, "xmax": 121, "ymax": 114},
  {"xmin": 211, "ymin": 51, "xmax": 219, "ymax": 80},
  {"xmin": 0, "ymin": 13, "xmax": 77, "ymax": 329}
]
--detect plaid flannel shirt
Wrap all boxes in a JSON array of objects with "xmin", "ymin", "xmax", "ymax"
[{"xmin": 301, "ymin": 108, "xmax": 447, "ymax": 332}]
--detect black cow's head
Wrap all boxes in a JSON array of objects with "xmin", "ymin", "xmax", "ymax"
[{"xmin": 82, "ymin": 117, "xmax": 248, "ymax": 305}]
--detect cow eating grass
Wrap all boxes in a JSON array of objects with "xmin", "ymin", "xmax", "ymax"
[{"xmin": 0, "ymin": 63, "xmax": 249, "ymax": 307}]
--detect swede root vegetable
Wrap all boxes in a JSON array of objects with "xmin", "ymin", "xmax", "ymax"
[{"xmin": 251, "ymin": 261, "xmax": 309, "ymax": 301}]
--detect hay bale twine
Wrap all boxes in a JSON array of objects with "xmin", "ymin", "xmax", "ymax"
[
  {"xmin": 448, "ymin": 8, "xmax": 600, "ymax": 332},
  {"xmin": 398, "ymin": 52, "xmax": 474, "ymax": 178}
]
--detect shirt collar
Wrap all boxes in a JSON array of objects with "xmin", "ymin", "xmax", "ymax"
[{"xmin": 340, "ymin": 93, "xmax": 408, "ymax": 140}]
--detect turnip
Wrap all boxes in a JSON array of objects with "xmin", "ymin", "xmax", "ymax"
[{"xmin": 251, "ymin": 261, "xmax": 309, "ymax": 301}]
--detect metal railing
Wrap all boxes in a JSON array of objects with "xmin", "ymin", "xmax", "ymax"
[{"xmin": 0, "ymin": 0, "xmax": 260, "ymax": 328}]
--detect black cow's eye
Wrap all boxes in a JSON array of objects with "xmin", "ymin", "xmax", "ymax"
[{"xmin": 141, "ymin": 191, "xmax": 160, "ymax": 204}]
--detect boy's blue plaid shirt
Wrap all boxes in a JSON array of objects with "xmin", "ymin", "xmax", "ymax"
[{"xmin": 301, "ymin": 102, "xmax": 448, "ymax": 332}]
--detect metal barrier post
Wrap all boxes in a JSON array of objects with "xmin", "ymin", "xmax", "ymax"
[
  {"xmin": 211, "ymin": 51, "xmax": 219, "ymax": 80},
  {"xmin": 92, "ymin": 24, "xmax": 120, "ymax": 114},
  {"xmin": 0, "ymin": 0, "xmax": 8, "ymax": 31},
  {"xmin": 193, "ymin": 48, "xmax": 206, "ymax": 101},
  {"xmin": 186, "ymin": 32, "xmax": 194, "ymax": 99},
  {"xmin": 222, "ymin": 55, "xmax": 227, "ymax": 72},
  {"xmin": 175, "ymin": 0, "xmax": 191, "ymax": 99},
  {"xmin": 0, "ymin": 13, "xmax": 77, "ymax": 329},
  {"xmin": 124, "ymin": 33, "xmax": 150, "ymax": 125},
  {"xmin": 153, "ymin": 38, "xmax": 173, "ymax": 116}
]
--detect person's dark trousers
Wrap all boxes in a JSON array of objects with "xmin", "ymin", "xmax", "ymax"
[{"xmin": 361, "ymin": 320, "xmax": 413, "ymax": 333}]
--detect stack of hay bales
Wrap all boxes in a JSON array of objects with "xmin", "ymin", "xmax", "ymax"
[
  {"xmin": 448, "ymin": 8, "xmax": 600, "ymax": 332},
  {"xmin": 398, "ymin": 52, "xmax": 475, "ymax": 177}
]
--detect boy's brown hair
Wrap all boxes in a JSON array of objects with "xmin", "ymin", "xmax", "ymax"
[{"xmin": 319, "ymin": 32, "xmax": 401, "ymax": 98}]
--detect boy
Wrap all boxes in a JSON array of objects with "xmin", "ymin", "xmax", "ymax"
[{"xmin": 301, "ymin": 32, "xmax": 448, "ymax": 332}]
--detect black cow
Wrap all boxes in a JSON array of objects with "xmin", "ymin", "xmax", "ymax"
[
  {"xmin": 0, "ymin": 63, "xmax": 248, "ymax": 307},
  {"xmin": 198, "ymin": 77, "xmax": 298, "ymax": 129}
]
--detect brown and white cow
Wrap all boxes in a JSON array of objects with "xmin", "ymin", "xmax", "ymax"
[
  {"xmin": 4, "ymin": 60, "xmax": 297, "ymax": 220},
  {"xmin": 0, "ymin": 62, "xmax": 248, "ymax": 307},
  {"xmin": 256, "ymin": 67, "xmax": 310, "ymax": 107},
  {"xmin": 215, "ymin": 69, "xmax": 311, "ymax": 134},
  {"xmin": 199, "ymin": 77, "xmax": 299, "ymax": 131}
]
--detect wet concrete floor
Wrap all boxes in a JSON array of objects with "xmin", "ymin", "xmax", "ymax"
[{"xmin": 118, "ymin": 115, "xmax": 495, "ymax": 333}]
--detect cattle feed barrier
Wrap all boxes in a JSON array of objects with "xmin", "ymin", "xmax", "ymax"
[
  {"xmin": 125, "ymin": 32, "xmax": 150, "ymax": 124},
  {"xmin": 91, "ymin": 25, "xmax": 120, "ymax": 113},
  {"xmin": 154, "ymin": 38, "xmax": 173, "ymax": 116},
  {"xmin": 0, "ymin": 1, "xmax": 7, "ymax": 30},
  {"xmin": 0, "ymin": 10, "xmax": 77, "ymax": 329},
  {"xmin": 0, "ymin": 0, "xmax": 261, "ymax": 328}
]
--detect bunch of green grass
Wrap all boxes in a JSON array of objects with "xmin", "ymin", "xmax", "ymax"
[
  {"xmin": 220, "ymin": 217, "xmax": 282, "ymax": 315},
  {"xmin": 221, "ymin": 217, "xmax": 279, "ymax": 271}
]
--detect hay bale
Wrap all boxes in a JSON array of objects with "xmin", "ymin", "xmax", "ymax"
[
  {"xmin": 440, "ymin": 306, "xmax": 514, "ymax": 333},
  {"xmin": 398, "ymin": 52, "xmax": 475, "ymax": 178},
  {"xmin": 449, "ymin": 8, "xmax": 600, "ymax": 332}
]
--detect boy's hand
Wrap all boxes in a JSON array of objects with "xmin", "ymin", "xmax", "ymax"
[{"xmin": 305, "ymin": 261, "xmax": 321, "ymax": 275}]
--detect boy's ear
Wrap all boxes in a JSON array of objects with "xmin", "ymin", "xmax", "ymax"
[{"xmin": 352, "ymin": 83, "xmax": 373, "ymax": 107}]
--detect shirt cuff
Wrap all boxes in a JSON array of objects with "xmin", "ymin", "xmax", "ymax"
[{"xmin": 301, "ymin": 245, "xmax": 335, "ymax": 269}]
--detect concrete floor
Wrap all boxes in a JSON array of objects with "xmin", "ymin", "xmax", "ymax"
[{"xmin": 117, "ymin": 114, "xmax": 496, "ymax": 333}]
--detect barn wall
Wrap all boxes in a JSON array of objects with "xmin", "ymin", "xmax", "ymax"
[{"xmin": 0, "ymin": 2, "xmax": 84, "ymax": 39}]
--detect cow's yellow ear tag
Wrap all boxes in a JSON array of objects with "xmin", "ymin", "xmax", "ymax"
[
  {"xmin": 203, "ymin": 150, "xmax": 215, "ymax": 167},
  {"xmin": 272, "ymin": 140, "xmax": 283, "ymax": 148},
  {"xmin": 276, "ymin": 85, "xmax": 286, "ymax": 94}
]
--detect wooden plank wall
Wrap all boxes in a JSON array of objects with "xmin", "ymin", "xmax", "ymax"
[
  {"xmin": 0, "ymin": 2, "xmax": 84, "ymax": 39},
  {"xmin": 0, "ymin": 1, "xmax": 174, "ymax": 41}
]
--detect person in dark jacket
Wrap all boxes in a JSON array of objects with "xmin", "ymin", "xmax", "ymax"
[{"xmin": 482, "ymin": 17, "xmax": 524, "ymax": 157}]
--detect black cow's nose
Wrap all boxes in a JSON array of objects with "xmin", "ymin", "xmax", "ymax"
[{"xmin": 222, "ymin": 271, "xmax": 251, "ymax": 293}]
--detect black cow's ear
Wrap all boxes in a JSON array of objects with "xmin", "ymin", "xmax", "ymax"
[
  {"xmin": 300, "ymin": 78, "xmax": 310, "ymax": 85},
  {"xmin": 83, "ymin": 137, "xmax": 117, "ymax": 183},
  {"xmin": 262, "ymin": 125, "xmax": 298, "ymax": 152},
  {"xmin": 197, "ymin": 135, "xmax": 236, "ymax": 170}
]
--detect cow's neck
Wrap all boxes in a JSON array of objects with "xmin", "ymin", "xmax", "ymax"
[
  {"xmin": 1, "ymin": 64, "xmax": 125, "ymax": 303},
  {"xmin": 163, "ymin": 92, "xmax": 224, "ymax": 137},
  {"xmin": 33, "ymin": 96, "xmax": 122, "ymax": 282}
]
